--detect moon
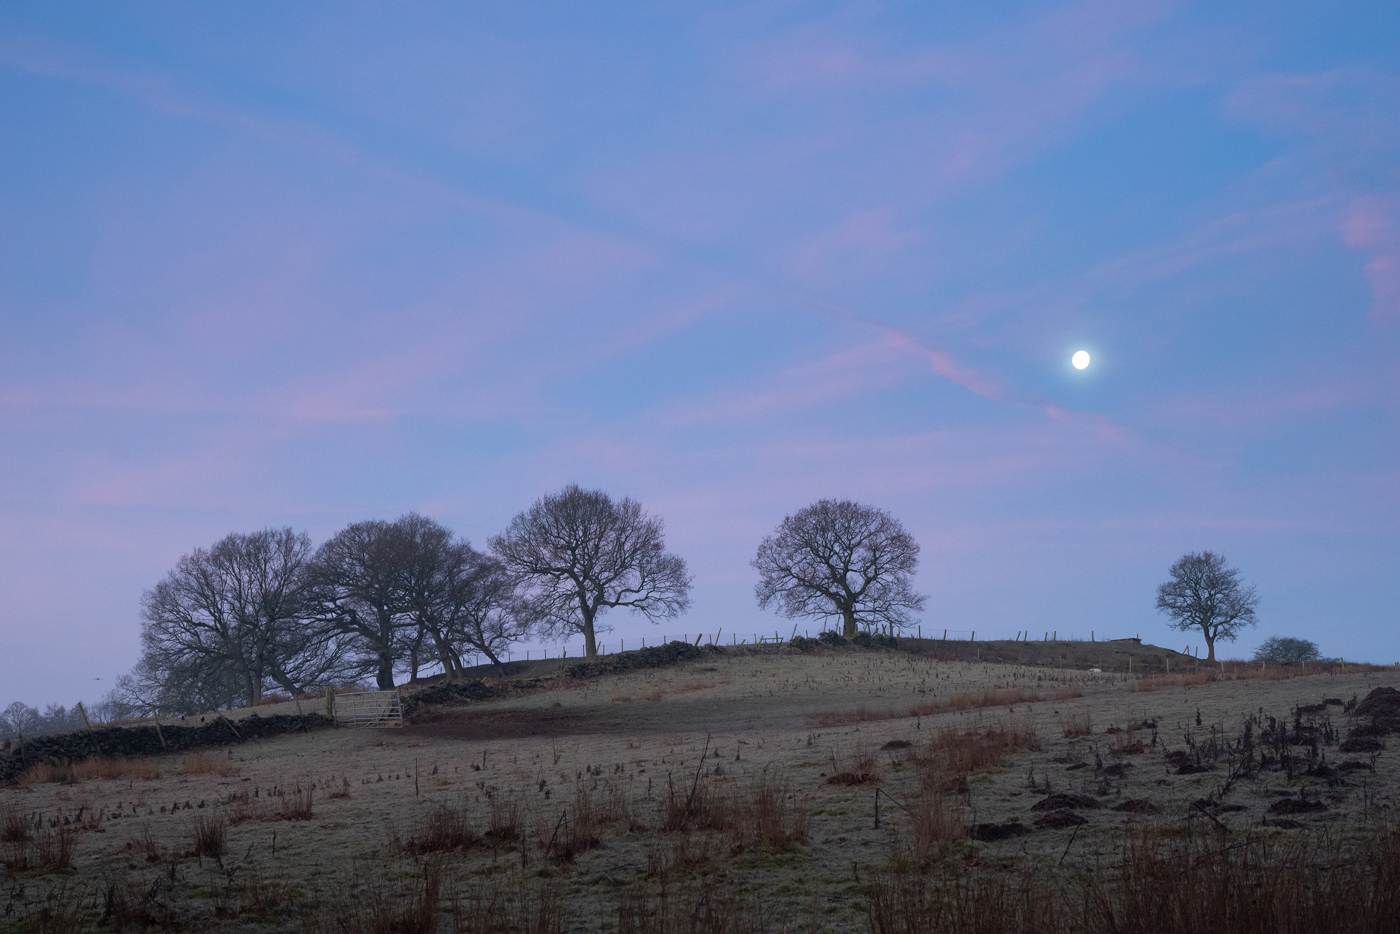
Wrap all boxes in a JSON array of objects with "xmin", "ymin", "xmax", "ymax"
[{"xmin": 1072, "ymin": 350, "xmax": 1091, "ymax": 370}]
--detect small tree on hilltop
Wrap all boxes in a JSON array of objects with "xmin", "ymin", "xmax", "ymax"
[
  {"xmin": 753, "ymin": 499, "xmax": 926, "ymax": 640},
  {"xmin": 490, "ymin": 485, "xmax": 691, "ymax": 660},
  {"xmin": 1253, "ymin": 636, "xmax": 1321, "ymax": 663},
  {"xmin": 1156, "ymin": 551, "xmax": 1259, "ymax": 662}
]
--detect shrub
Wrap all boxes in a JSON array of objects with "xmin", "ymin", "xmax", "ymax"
[
  {"xmin": 818, "ymin": 631, "xmax": 847, "ymax": 647},
  {"xmin": 1254, "ymin": 636, "xmax": 1322, "ymax": 663}
]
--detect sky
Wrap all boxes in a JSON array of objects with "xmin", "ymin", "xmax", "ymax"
[{"xmin": 1, "ymin": 1, "xmax": 1397, "ymax": 708}]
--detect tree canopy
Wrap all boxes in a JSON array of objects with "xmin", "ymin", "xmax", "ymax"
[
  {"xmin": 1253, "ymin": 636, "xmax": 1321, "ymax": 663},
  {"xmin": 752, "ymin": 499, "xmax": 925, "ymax": 639},
  {"xmin": 490, "ymin": 485, "xmax": 691, "ymax": 659},
  {"xmin": 1156, "ymin": 551, "xmax": 1259, "ymax": 662}
]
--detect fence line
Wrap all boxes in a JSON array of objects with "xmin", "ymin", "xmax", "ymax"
[{"xmin": 491, "ymin": 627, "xmax": 1145, "ymax": 664}]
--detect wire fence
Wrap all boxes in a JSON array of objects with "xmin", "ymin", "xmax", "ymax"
[{"xmin": 483, "ymin": 626, "xmax": 1150, "ymax": 665}]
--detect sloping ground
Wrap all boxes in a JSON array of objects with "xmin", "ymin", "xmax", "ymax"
[{"xmin": 2, "ymin": 646, "xmax": 1398, "ymax": 933}]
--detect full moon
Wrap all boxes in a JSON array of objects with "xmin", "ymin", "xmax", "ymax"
[{"xmin": 1072, "ymin": 350, "xmax": 1091, "ymax": 370}]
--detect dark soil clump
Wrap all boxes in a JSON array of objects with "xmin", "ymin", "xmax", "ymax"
[
  {"xmin": 1034, "ymin": 809, "xmax": 1086, "ymax": 829},
  {"xmin": 970, "ymin": 821, "xmax": 1032, "ymax": 841},
  {"xmin": 1031, "ymin": 793, "xmax": 1101, "ymax": 811}
]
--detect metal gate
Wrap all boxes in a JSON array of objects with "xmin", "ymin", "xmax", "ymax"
[{"xmin": 332, "ymin": 689, "xmax": 404, "ymax": 728}]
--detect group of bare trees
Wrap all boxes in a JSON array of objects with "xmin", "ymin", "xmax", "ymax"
[
  {"xmin": 119, "ymin": 486, "xmax": 697, "ymax": 715},
  {"xmin": 88, "ymin": 486, "xmax": 1269, "ymax": 720}
]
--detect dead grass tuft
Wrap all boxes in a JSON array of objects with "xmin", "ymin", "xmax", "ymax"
[
  {"xmin": 190, "ymin": 815, "xmax": 227, "ymax": 859},
  {"xmin": 407, "ymin": 803, "xmax": 477, "ymax": 854},
  {"xmin": 1061, "ymin": 710, "xmax": 1093, "ymax": 738},
  {"xmin": 826, "ymin": 741, "xmax": 881, "ymax": 785},
  {"xmin": 916, "ymin": 720, "xmax": 1040, "ymax": 792},
  {"xmin": 178, "ymin": 751, "xmax": 239, "ymax": 777}
]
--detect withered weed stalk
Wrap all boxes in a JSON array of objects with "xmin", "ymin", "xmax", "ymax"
[
  {"xmin": 451, "ymin": 877, "xmax": 566, "ymax": 934},
  {"xmin": 190, "ymin": 815, "xmax": 227, "ymax": 860},
  {"xmin": 303, "ymin": 857, "xmax": 445, "ymax": 934},
  {"xmin": 487, "ymin": 792, "xmax": 522, "ymax": 842},
  {"xmin": 618, "ymin": 875, "xmax": 775, "ymax": 934},
  {"xmin": 280, "ymin": 786, "xmax": 314, "ymax": 821}
]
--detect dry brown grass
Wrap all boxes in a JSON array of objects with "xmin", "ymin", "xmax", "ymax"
[
  {"xmin": 15, "ymin": 755, "xmax": 160, "ymax": 786},
  {"xmin": 1061, "ymin": 709, "xmax": 1092, "ymax": 738},
  {"xmin": 1055, "ymin": 685, "xmax": 1084, "ymax": 700},
  {"xmin": 867, "ymin": 826, "xmax": 1400, "ymax": 934},
  {"xmin": 660, "ymin": 765, "xmax": 808, "ymax": 856},
  {"xmin": 537, "ymin": 781, "xmax": 627, "ymax": 862},
  {"xmin": 916, "ymin": 720, "xmax": 1040, "ymax": 792},
  {"xmin": 178, "ymin": 750, "xmax": 239, "ymax": 777}
]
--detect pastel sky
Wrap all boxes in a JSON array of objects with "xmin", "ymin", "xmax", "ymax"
[{"xmin": 2, "ymin": 2, "xmax": 1398, "ymax": 708}]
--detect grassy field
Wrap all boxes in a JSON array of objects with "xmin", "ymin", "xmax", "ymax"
[{"xmin": 3, "ymin": 641, "xmax": 1398, "ymax": 933}]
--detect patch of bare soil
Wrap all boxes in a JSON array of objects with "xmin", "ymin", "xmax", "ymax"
[{"xmin": 404, "ymin": 706, "xmax": 606, "ymax": 741}]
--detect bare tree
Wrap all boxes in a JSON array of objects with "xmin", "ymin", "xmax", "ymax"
[
  {"xmin": 138, "ymin": 528, "xmax": 340, "ymax": 709},
  {"xmin": 1156, "ymin": 551, "xmax": 1259, "ymax": 662},
  {"xmin": 490, "ymin": 485, "xmax": 691, "ymax": 659},
  {"xmin": 0, "ymin": 701, "xmax": 42, "ymax": 739},
  {"xmin": 753, "ymin": 499, "xmax": 926, "ymax": 639},
  {"xmin": 444, "ymin": 554, "xmax": 527, "ymax": 675},
  {"xmin": 397, "ymin": 513, "xmax": 528, "ymax": 680},
  {"xmin": 306, "ymin": 520, "xmax": 413, "ymax": 690}
]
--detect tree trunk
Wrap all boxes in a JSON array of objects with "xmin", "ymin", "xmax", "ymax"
[
  {"xmin": 376, "ymin": 655, "xmax": 395, "ymax": 690},
  {"xmin": 1204, "ymin": 632, "xmax": 1216, "ymax": 662},
  {"xmin": 583, "ymin": 620, "xmax": 598, "ymax": 659},
  {"xmin": 842, "ymin": 608, "xmax": 857, "ymax": 639},
  {"xmin": 481, "ymin": 647, "xmax": 507, "ymax": 677}
]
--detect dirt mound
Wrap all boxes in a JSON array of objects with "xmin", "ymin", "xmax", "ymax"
[
  {"xmin": 970, "ymin": 821, "xmax": 1031, "ymax": 841},
  {"xmin": 1031, "ymin": 793, "xmax": 1101, "ymax": 811},
  {"xmin": 1113, "ymin": 799, "xmax": 1157, "ymax": 814},
  {"xmin": 1034, "ymin": 809, "xmax": 1086, "ymax": 829},
  {"xmin": 1354, "ymin": 687, "xmax": 1400, "ymax": 718},
  {"xmin": 1350, "ymin": 687, "xmax": 1400, "ymax": 739},
  {"xmin": 1269, "ymin": 796, "xmax": 1327, "ymax": 815}
]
